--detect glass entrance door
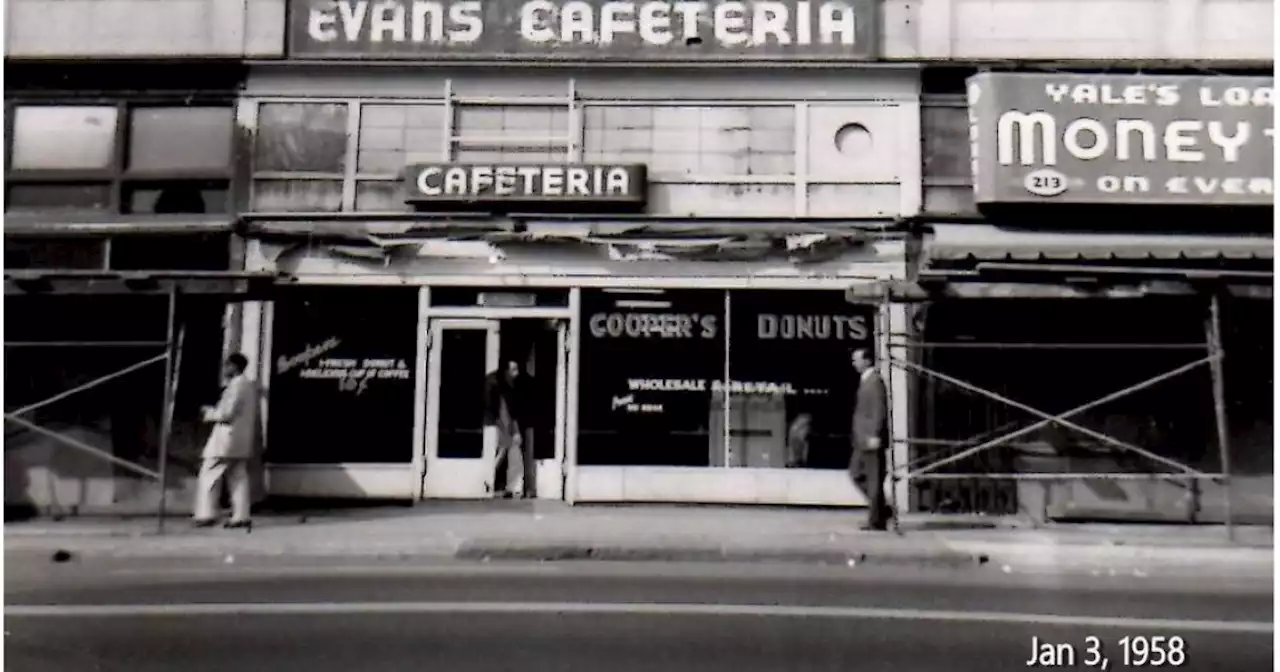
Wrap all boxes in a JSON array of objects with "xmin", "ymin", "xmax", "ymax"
[
  {"xmin": 423, "ymin": 319, "xmax": 499, "ymax": 498},
  {"xmin": 530, "ymin": 320, "xmax": 569, "ymax": 500}
]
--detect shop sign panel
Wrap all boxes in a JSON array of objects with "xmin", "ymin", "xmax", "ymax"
[
  {"xmin": 967, "ymin": 72, "xmax": 1274, "ymax": 206},
  {"xmin": 405, "ymin": 163, "xmax": 647, "ymax": 206},
  {"xmin": 290, "ymin": 0, "xmax": 878, "ymax": 60}
]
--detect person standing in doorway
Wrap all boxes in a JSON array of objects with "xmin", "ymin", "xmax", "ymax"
[
  {"xmin": 193, "ymin": 353, "xmax": 259, "ymax": 530},
  {"xmin": 850, "ymin": 347, "xmax": 891, "ymax": 531},
  {"xmin": 484, "ymin": 358, "xmax": 534, "ymax": 499}
]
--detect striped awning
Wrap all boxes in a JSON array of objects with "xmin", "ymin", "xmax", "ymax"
[{"xmin": 926, "ymin": 224, "xmax": 1274, "ymax": 262}]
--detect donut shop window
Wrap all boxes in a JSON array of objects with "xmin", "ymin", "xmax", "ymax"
[
  {"xmin": 578, "ymin": 288, "xmax": 726, "ymax": 467},
  {"xmin": 576, "ymin": 288, "xmax": 874, "ymax": 469}
]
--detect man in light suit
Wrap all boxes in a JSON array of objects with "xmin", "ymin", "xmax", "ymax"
[
  {"xmin": 193, "ymin": 353, "xmax": 259, "ymax": 529},
  {"xmin": 849, "ymin": 347, "xmax": 891, "ymax": 531}
]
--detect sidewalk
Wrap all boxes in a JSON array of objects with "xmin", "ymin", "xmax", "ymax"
[{"xmin": 4, "ymin": 503, "xmax": 1273, "ymax": 577}]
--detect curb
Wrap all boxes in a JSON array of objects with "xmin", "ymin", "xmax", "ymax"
[
  {"xmin": 6, "ymin": 536, "xmax": 1272, "ymax": 577},
  {"xmin": 946, "ymin": 541, "xmax": 1275, "ymax": 577},
  {"xmin": 453, "ymin": 542, "xmax": 982, "ymax": 568},
  {"xmin": 5, "ymin": 536, "xmax": 980, "ymax": 568}
]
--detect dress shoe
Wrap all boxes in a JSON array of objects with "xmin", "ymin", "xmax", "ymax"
[
  {"xmin": 224, "ymin": 520, "xmax": 252, "ymax": 532},
  {"xmin": 192, "ymin": 519, "xmax": 218, "ymax": 529}
]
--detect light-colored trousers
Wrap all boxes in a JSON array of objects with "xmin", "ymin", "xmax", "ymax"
[
  {"xmin": 484, "ymin": 426, "xmax": 526, "ymax": 496},
  {"xmin": 194, "ymin": 457, "xmax": 251, "ymax": 522}
]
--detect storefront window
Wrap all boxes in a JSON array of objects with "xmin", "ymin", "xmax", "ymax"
[
  {"xmin": 268, "ymin": 288, "xmax": 419, "ymax": 464},
  {"xmin": 726, "ymin": 290, "xmax": 873, "ymax": 469},
  {"xmin": 577, "ymin": 288, "xmax": 875, "ymax": 470},
  {"xmin": 577, "ymin": 288, "xmax": 726, "ymax": 466}
]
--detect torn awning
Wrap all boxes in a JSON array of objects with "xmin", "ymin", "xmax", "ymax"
[{"xmin": 925, "ymin": 224, "xmax": 1274, "ymax": 263}]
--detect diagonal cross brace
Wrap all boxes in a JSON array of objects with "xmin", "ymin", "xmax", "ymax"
[
  {"xmin": 8, "ymin": 353, "xmax": 169, "ymax": 418},
  {"xmin": 4, "ymin": 414, "xmax": 160, "ymax": 480},
  {"xmin": 891, "ymin": 355, "xmax": 1219, "ymax": 480}
]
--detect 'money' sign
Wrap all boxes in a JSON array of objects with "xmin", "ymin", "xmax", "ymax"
[
  {"xmin": 967, "ymin": 73, "xmax": 1275, "ymax": 206},
  {"xmin": 405, "ymin": 163, "xmax": 647, "ymax": 206},
  {"xmin": 290, "ymin": 0, "xmax": 878, "ymax": 59}
]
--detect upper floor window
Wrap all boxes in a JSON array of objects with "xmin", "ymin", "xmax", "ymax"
[
  {"xmin": 247, "ymin": 98, "xmax": 803, "ymax": 215},
  {"xmin": 5, "ymin": 102, "xmax": 236, "ymax": 216},
  {"xmin": 921, "ymin": 98, "xmax": 970, "ymax": 185}
]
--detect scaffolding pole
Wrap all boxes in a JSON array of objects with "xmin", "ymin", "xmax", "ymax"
[
  {"xmin": 1206, "ymin": 294, "xmax": 1234, "ymax": 541},
  {"xmin": 879, "ymin": 290, "xmax": 901, "ymax": 534},
  {"xmin": 157, "ymin": 287, "xmax": 184, "ymax": 535}
]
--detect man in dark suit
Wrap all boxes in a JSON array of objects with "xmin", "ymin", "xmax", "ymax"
[
  {"xmin": 850, "ymin": 347, "xmax": 892, "ymax": 531},
  {"xmin": 484, "ymin": 358, "xmax": 536, "ymax": 499}
]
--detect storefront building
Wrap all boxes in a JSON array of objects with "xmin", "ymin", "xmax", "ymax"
[
  {"xmin": 4, "ymin": 17, "xmax": 274, "ymax": 515},
  {"xmin": 895, "ymin": 70, "xmax": 1273, "ymax": 523},
  {"xmin": 241, "ymin": 0, "xmax": 918, "ymax": 505}
]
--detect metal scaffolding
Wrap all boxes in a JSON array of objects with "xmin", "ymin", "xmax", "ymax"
[
  {"xmin": 4, "ymin": 270, "xmax": 280, "ymax": 534},
  {"xmin": 859, "ymin": 284, "xmax": 1248, "ymax": 541}
]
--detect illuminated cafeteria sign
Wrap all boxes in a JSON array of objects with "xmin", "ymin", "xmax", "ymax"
[{"xmin": 405, "ymin": 163, "xmax": 648, "ymax": 206}]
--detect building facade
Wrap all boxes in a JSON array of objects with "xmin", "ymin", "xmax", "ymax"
[
  {"xmin": 240, "ymin": 0, "xmax": 918, "ymax": 506},
  {"xmin": 904, "ymin": 70, "xmax": 1273, "ymax": 522},
  {"xmin": 3, "ymin": 1, "xmax": 277, "ymax": 515},
  {"xmin": 5, "ymin": 0, "xmax": 1272, "ymax": 517}
]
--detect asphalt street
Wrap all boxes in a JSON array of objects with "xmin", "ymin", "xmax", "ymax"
[{"xmin": 5, "ymin": 556, "xmax": 1274, "ymax": 672}]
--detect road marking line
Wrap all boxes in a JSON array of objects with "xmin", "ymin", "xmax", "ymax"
[{"xmin": 4, "ymin": 602, "xmax": 1271, "ymax": 633}]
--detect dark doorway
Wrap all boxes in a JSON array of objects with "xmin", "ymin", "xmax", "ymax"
[{"xmin": 491, "ymin": 319, "xmax": 560, "ymax": 495}]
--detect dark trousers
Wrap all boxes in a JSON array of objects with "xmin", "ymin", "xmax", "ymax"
[{"xmin": 849, "ymin": 448, "xmax": 890, "ymax": 529}]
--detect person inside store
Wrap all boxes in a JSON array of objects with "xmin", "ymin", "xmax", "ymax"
[
  {"xmin": 850, "ymin": 347, "xmax": 892, "ymax": 531},
  {"xmin": 484, "ymin": 356, "xmax": 535, "ymax": 499},
  {"xmin": 786, "ymin": 413, "xmax": 813, "ymax": 468},
  {"xmin": 193, "ymin": 353, "xmax": 259, "ymax": 530}
]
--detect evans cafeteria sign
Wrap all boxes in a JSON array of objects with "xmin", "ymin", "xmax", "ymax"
[
  {"xmin": 967, "ymin": 72, "xmax": 1275, "ymax": 206},
  {"xmin": 291, "ymin": 0, "xmax": 878, "ymax": 59},
  {"xmin": 405, "ymin": 163, "xmax": 647, "ymax": 205}
]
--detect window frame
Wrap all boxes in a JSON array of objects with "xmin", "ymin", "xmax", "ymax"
[
  {"xmin": 246, "ymin": 96, "xmax": 808, "ymax": 216},
  {"xmin": 920, "ymin": 94, "xmax": 973, "ymax": 188},
  {"xmin": 4, "ymin": 96, "xmax": 238, "ymax": 216}
]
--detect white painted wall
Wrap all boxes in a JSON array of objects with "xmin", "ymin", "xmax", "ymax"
[
  {"xmin": 5, "ymin": 0, "xmax": 285, "ymax": 58},
  {"xmin": 881, "ymin": 0, "xmax": 1274, "ymax": 63}
]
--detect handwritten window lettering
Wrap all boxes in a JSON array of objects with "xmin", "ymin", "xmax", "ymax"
[
  {"xmin": 275, "ymin": 338, "xmax": 412, "ymax": 396},
  {"xmin": 267, "ymin": 288, "xmax": 419, "ymax": 464},
  {"xmin": 293, "ymin": 357, "xmax": 412, "ymax": 395}
]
